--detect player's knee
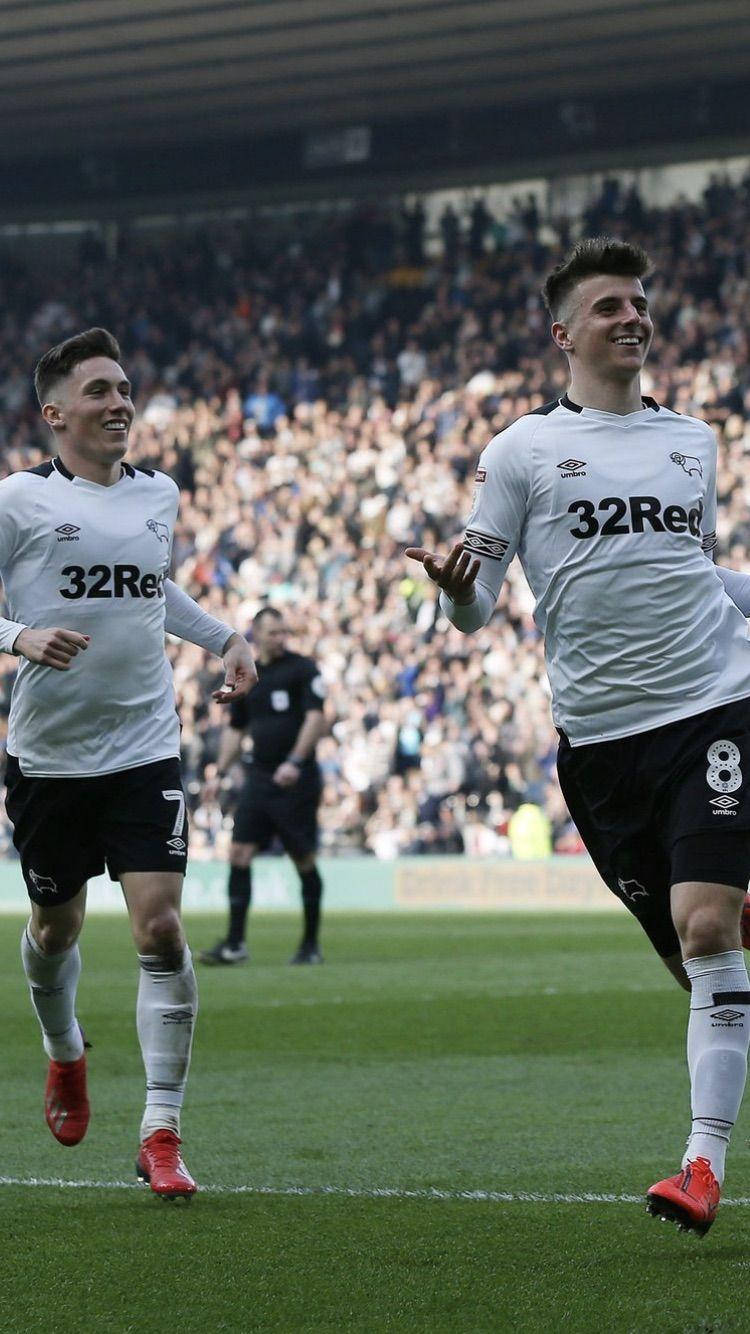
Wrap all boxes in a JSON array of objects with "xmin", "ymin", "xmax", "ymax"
[
  {"xmin": 678, "ymin": 905, "xmax": 740, "ymax": 958},
  {"xmin": 33, "ymin": 917, "xmax": 82, "ymax": 954},
  {"xmin": 138, "ymin": 907, "xmax": 185, "ymax": 965}
]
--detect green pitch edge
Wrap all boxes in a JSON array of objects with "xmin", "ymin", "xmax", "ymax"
[{"xmin": 0, "ymin": 855, "xmax": 624, "ymax": 913}]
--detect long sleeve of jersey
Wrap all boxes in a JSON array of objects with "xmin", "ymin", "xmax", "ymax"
[
  {"xmin": 439, "ymin": 572, "xmax": 502, "ymax": 632},
  {"xmin": 0, "ymin": 617, "xmax": 28, "ymax": 655},
  {"xmin": 0, "ymin": 475, "xmax": 30, "ymax": 654},
  {"xmin": 164, "ymin": 580, "xmax": 235, "ymax": 655},
  {"xmin": 439, "ymin": 418, "xmax": 531, "ymax": 634}
]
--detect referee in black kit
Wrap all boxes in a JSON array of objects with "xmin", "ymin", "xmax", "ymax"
[{"xmin": 199, "ymin": 607, "xmax": 329, "ymax": 966}]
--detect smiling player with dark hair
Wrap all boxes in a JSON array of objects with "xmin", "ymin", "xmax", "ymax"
[
  {"xmin": 408, "ymin": 237, "xmax": 750, "ymax": 1236},
  {"xmin": 2, "ymin": 328, "xmax": 257, "ymax": 1199}
]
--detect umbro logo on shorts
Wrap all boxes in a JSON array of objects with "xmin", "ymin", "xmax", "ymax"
[
  {"xmin": 166, "ymin": 837, "xmax": 185, "ymax": 853},
  {"xmin": 710, "ymin": 794, "xmax": 739, "ymax": 814}
]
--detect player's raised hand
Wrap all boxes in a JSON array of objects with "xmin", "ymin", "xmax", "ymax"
[
  {"xmin": 13, "ymin": 627, "xmax": 90, "ymax": 671},
  {"xmin": 405, "ymin": 542, "xmax": 481, "ymax": 605},
  {"xmin": 212, "ymin": 634, "xmax": 258, "ymax": 703}
]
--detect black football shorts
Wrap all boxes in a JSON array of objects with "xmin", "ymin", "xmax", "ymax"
[
  {"xmin": 232, "ymin": 762, "xmax": 322, "ymax": 858},
  {"xmin": 557, "ymin": 698, "xmax": 750, "ymax": 957},
  {"xmin": 4, "ymin": 756, "xmax": 189, "ymax": 905}
]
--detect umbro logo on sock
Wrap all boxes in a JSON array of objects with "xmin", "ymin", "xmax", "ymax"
[{"xmin": 710, "ymin": 1008, "xmax": 745, "ymax": 1025}]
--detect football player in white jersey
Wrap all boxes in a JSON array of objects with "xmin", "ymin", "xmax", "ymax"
[
  {"xmin": 408, "ymin": 237, "xmax": 750, "ymax": 1235},
  {"xmin": 1, "ymin": 327, "xmax": 257, "ymax": 1199}
]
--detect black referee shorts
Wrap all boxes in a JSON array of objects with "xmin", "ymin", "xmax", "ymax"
[
  {"xmin": 232, "ymin": 763, "xmax": 322, "ymax": 859},
  {"xmin": 557, "ymin": 698, "xmax": 750, "ymax": 958},
  {"xmin": 4, "ymin": 756, "xmax": 189, "ymax": 906}
]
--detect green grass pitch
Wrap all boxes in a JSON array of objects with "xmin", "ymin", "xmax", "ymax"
[{"xmin": 1, "ymin": 910, "xmax": 749, "ymax": 1333}]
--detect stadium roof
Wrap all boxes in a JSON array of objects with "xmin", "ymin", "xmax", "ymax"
[{"xmin": 6, "ymin": 0, "xmax": 750, "ymax": 152}]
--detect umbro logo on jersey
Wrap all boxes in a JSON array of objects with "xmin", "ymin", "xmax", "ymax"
[
  {"xmin": 710, "ymin": 794, "xmax": 739, "ymax": 814},
  {"xmin": 55, "ymin": 524, "xmax": 80, "ymax": 542},
  {"xmin": 670, "ymin": 451, "xmax": 703, "ymax": 478},
  {"xmin": 146, "ymin": 519, "xmax": 170, "ymax": 544},
  {"xmin": 557, "ymin": 458, "xmax": 587, "ymax": 477}
]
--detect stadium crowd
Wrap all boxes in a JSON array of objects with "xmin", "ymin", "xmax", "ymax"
[{"xmin": 0, "ymin": 167, "xmax": 749, "ymax": 860}]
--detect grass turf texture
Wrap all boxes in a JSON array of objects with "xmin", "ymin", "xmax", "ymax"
[{"xmin": 1, "ymin": 911, "xmax": 749, "ymax": 1333}]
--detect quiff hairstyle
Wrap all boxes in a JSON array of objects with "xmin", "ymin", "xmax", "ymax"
[
  {"xmin": 542, "ymin": 237, "xmax": 652, "ymax": 320},
  {"xmin": 34, "ymin": 327, "xmax": 122, "ymax": 407}
]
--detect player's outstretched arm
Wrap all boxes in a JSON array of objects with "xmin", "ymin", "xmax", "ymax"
[
  {"xmin": 13, "ymin": 627, "xmax": 90, "ymax": 671},
  {"xmin": 212, "ymin": 633, "xmax": 258, "ymax": 703},
  {"xmin": 405, "ymin": 542, "xmax": 481, "ymax": 604}
]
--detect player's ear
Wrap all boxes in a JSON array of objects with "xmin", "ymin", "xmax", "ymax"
[
  {"xmin": 42, "ymin": 401, "xmax": 65, "ymax": 431},
  {"xmin": 551, "ymin": 321, "xmax": 573, "ymax": 353}
]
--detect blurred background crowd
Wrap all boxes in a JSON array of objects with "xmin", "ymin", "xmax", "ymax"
[{"xmin": 0, "ymin": 166, "xmax": 749, "ymax": 860}]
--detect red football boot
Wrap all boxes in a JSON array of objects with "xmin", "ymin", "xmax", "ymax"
[
  {"xmin": 136, "ymin": 1129, "xmax": 197, "ymax": 1200},
  {"xmin": 646, "ymin": 1157, "xmax": 720, "ymax": 1236},
  {"xmin": 45, "ymin": 1052, "xmax": 90, "ymax": 1146}
]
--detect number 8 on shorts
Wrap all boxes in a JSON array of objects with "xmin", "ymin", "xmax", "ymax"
[{"xmin": 706, "ymin": 739, "xmax": 742, "ymax": 794}]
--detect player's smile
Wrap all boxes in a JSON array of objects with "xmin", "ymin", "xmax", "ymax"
[
  {"xmin": 99, "ymin": 416, "xmax": 131, "ymax": 443},
  {"xmin": 609, "ymin": 329, "xmax": 648, "ymax": 362},
  {"xmin": 102, "ymin": 415, "xmax": 131, "ymax": 434}
]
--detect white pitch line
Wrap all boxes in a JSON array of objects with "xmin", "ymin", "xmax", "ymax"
[{"xmin": 1, "ymin": 1176, "xmax": 750, "ymax": 1206}]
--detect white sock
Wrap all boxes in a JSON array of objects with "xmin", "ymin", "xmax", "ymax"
[
  {"xmin": 21, "ymin": 923, "xmax": 84, "ymax": 1063},
  {"xmin": 137, "ymin": 947, "xmax": 197, "ymax": 1143},
  {"xmin": 681, "ymin": 951, "xmax": 750, "ymax": 1186}
]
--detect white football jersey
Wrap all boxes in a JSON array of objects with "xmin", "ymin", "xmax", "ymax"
[
  {"xmin": 0, "ymin": 458, "xmax": 181, "ymax": 776},
  {"xmin": 441, "ymin": 395, "xmax": 750, "ymax": 744}
]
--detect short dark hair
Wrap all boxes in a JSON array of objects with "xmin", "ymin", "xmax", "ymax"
[
  {"xmin": 542, "ymin": 237, "xmax": 652, "ymax": 319},
  {"xmin": 34, "ymin": 327, "xmax": 122, "ymax": 406},
  {"xmin": 253, "ymin": 606, "xmax": 282, "ymax": 628}
]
